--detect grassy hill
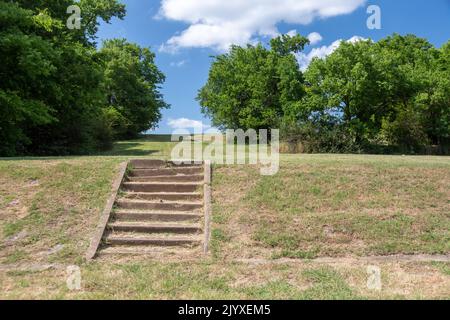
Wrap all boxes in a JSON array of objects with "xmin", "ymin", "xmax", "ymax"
[{"xmin": 0, "ymin": 136, "xmax": 449, "ymax": 299}]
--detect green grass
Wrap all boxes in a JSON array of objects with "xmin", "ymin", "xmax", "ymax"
[
  {"xmin": 2, "ymin": 259, "xmax": 448, "ymax": 299},
  {"xmin": 100, "ymin": 135, "xmax": 178, "ymax": 157},
  {"xmin": 0, "ymin": 158, "xmax": 122, "ymax": 265},
  {"xmin": 0, "ymin": 136, "xmax": 449, "ymax": 299},
  {"xmin": 298, "ymin": 267, "xmax": 361, "ymax": 300},
  {"xmin": 4, "ymin": 250, "xmax": 29, "ymax": 264},
  {"xmin": 431, "ymin": 262, "xmax": 450, "ymax": 276},
  {"xmin": 212, "ymin": 156, "xmax": 450, "ymax": 258}
]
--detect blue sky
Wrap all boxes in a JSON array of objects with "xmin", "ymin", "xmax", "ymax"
[{"xmin": 97, "ymin": 0, "xmax": 450, "ymax": 134}]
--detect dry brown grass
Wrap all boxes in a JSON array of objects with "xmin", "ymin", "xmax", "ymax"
[
  {"xmin": 0, "ymin": 259, "xmax": 448, "ymax": 299},
  {"xmin": 0, "ymin": 158, "xmax": 123, "ymax": 266},
  {"xmin": 211, "ymin": 155, "xmax": 450, "ymax": 259},
  {"xmin": 0, "ymin": 152, "xmax": 449, "ymax": 299}
]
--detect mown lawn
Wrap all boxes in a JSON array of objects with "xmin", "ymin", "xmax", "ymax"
[
  {"xmin": 2, "ymin": 259, "xmax": 449, "ymax": 300},
  {"xmin": 0, "ymin": 137, "xmax": 449, "ymax": 299},
  {"xmin": 0, "ymin": 158, "xmax": 122, "ymax": 266},
  {"xmin": 212, "ymin": 155, "xmax": 450, "ymax": 259}
]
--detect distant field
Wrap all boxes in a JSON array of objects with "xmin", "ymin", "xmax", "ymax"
[{"xmin": 0, "ymin": 136, "xmax": 449, "ymax": 299}]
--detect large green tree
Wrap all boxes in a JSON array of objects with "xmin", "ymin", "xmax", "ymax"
[
  {"xmin": 0, "ymin": 1, "xmax": 60, "ymax": 155},
  {"xmin": 100, "ymin": 39, "xmax": 169, "ymax": 139},
  {"xmin": 0, "ymin": 0, "xmax": 167, "ymax": 156},
  {"xmin": 0, "ymin": 0, "xmax": 127, "ymax": 155},
  {"xmin": 376, "ymin": 35, "xmax": 448, "ymax": 151},
  {"xmin": 303, "ymin": 39, "xmax": 385, "ymax": 145},
  {"xmin": 197, "ymin": 34, "xmax": 308, "ymax": 131},
  {"xmin": 302, "ymin": 34, "xmax": 449, "ymax": 153}
]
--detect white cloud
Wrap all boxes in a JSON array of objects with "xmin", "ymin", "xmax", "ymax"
[
  {"xmin": 168, "ymin": 118, "xmax": 210, "ymax": 131},
  {"xmin": 347, "ymin": 35, "xmax": 366, "ymax": 44},
  {"xmin": 158, "ymin": 0, "xmax": 366, "ymax": 52},
  {"xmin": 286, "ymin": 29, "xmax": 298, "ymax": 37},
  {"xmin": 297, "ymin": 35, "xmax": 367, "ymax": 71},
  {"xmin": 170, "ymin": 60, "xmax": 187, "ymax": 67},
  {"xmin": 307, "ymin": 32, "xmax": 323, "ymax": 45}
]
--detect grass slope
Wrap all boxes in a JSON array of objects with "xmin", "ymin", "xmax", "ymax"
[
  {"xmin": 212, "ymin": 155, "xmax": 450, "ymax": 259},
  {"xmin": 0, "ymin": 137, "xmax": 449, "ymax": 299}
]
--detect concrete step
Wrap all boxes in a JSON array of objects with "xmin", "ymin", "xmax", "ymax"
[
  {"xmin": 129, "ymin": 159, "xmax": 166, "ymax": 168},
  {"xmin": 122, "ymin": 192, "xmax": 202, "ymax": 202},
  {"xmin": 130, "ymin": 159, "xmax": 203, "ymax": 169},
  {"xmin": 123, "ymin": 182, "xmax": 202, "ymax": 193},
  {"xmin": 128, "ymin": 174, "xmax": 204, "ymax": 183},
  {"xmin": 99, "ymin": 246, "xmax": 201, "ymax": 257},
  {"xmin": 116, "ymin": 200, "xmax": 202, "ymax": 211},
  {"xmin": 130, "ymin": 167, "xmax": 202, "ymax": 177},
  {"xmin": 106, "ymin": 235, "xmax": 202, "ymax": 247},
  {"xmin": 108, "ymin": 222, "xmax": 201, "ymax": 234},
  {"xmin": 166, "ymin": 161, "xmax": 203, "ymax": 167},
  {"xmin": 114, "ymin": 210, "xmax": 203, "ymax": 222}
]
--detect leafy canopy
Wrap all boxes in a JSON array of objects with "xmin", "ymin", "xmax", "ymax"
[
  {"xmin": 0, "ymin": 0, "xmax": 167, "ymax": 156},
  {"xmin": 198, "ymin": 34, "xmax": 308, "ymax": 131}
]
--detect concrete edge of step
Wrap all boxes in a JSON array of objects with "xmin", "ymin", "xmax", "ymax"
[{"xmin": 85, "ymin": 161, "xmax": 129, "ymax": 261}]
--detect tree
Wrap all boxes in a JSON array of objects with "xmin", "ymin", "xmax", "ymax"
[
  {"xmin": 301, "ymin": 34, "xmax": 449, "ymax": 153},
  {"xmin": 78, "ymin": 0, "xmax": 126, "ymax": 45},
  {"xmin": 421, "ymin": 41, "xmax": 450, "ymax": 148},
  {"xmin": 375, "ymin": 34, "xmax": 445, "ymax": 151},
  {"xmin": 100, "ymin": 39, "xmax": 169, "ymax": 139},
  {"xmin": 197, "ymin": 34, "xmax": 308, "ymax": 131},
  {"xmin": 0, "ymin": 1, "xmax": 166, "ymax": 156},
  {"xmin": 15, "ymin": 0, "xmax": 126, "ymax": 45},
  {"xmin": 303, "ymin": 39, "xmax": 387, "ymax": 146},
  {"xmin": 0, "ymin": 1, "xmax": 59, "ymax": 155}
]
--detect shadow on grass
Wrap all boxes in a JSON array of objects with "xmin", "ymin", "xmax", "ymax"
[
  {"xmin": 100, "ymin": 142, "xmax": 160, "ymax": 156},
  {"xmin": 139, "ymin": 134, "xmax": 174, "ymax": 142},
  {"xmin": 0, "ymin": 135, "xmax": 179, "ymax": 160},
  {"xmin": 0, "ymin": 143, "xmax": 160, "ymax": 160}
]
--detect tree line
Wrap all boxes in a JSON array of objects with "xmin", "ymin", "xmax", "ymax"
[
  {"xmin": 0, "ymin": 0, "xmax": 168, "ymax": 156},
  {"xmin": 198, "ymin": 34, "xmax": 450, "ymax": 154},
  {"xmin": 2, "ymin": 1, "xmax": 448, "ymax": 156}
]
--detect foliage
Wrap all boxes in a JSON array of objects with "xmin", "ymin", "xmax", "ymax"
[
  {"xmin": 0, "ymin": 1, "xmax": 167, "ymax": 156},
  {"xmin": 197, "ymin": 35, "xmax": 308, "ymax": 131},
  {"xmin": 100, "ymin": 39, "xmax": 169, "ymax": 139},
  {"xmin": 301, "ymin": 34, "xmax": 449, "ymax": 154},
  {"xmin": 200, "ymin": 32, "xmax": 449, "ymax": 154},
  {"xmin": 0, "ymin": 1, "xmax": 60, "ymax": 155}
]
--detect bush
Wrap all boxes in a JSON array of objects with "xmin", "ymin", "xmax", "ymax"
[
  {"xmin": 380, "ymin": 106, "xmax": 430, "ymax": 154},
  {"xmin": 280, "ymin": 121, "xmax": 362, "ymax": 154}
]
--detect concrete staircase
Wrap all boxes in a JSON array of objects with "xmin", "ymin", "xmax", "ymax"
[{"xmin": 98, "ymin": 160, "xmax": 206, "ymax": 257}]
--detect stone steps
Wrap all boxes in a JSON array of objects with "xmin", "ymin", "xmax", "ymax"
[
  {"xmin": 107, "ymin": 222, "xmax": 202, "ymax": 234},
  {"xmin": 98, "ymin": 246, "xmax": 201, "ymax": 258},
  {"xmin": 123, "ymin": 182, "xmax": 202, "ymax": 193},
  {"xmin": 130, "ymin": 167, "xmax": 202, "ymax": 177},
  {"xmin": 98, "ymin": 160, "xmax": 206, "ymax": 257},
  {"xmin": 127, "ymin": 174, "xmax": 203, "ymax": 182},
  {"xmin": 122, "ymin": 192, "xmax": 202, "ymax": 202},
  {"xmin": 106, "ymin": 235, "xmax": 202, "ymax": 247},
  {"xmin": 116, "ymin": 199, "xmax": 202, "ymax": 211},
  {"xmin": 114, "ymin": 210, "xmax": 203, "ymax": 222}
]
